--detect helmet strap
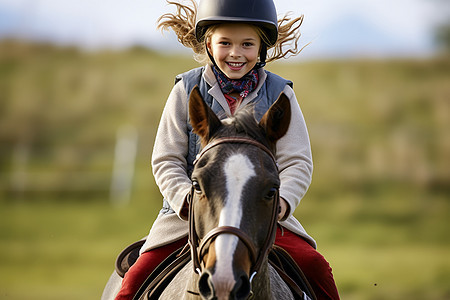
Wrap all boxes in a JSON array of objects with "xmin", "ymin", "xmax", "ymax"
[
  {"xmin": 255, "ymin": 44, "xmax": 267, "ymax": 69},
  {"xmin": 206, "ymin": 44, "xmax": 219, "ymax": 69}
]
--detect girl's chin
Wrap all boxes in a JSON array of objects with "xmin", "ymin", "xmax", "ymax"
[
  {"xmin": 215, "ymin": 62, "xmax": 257, "ymax": 79},
  {"xmin": 225, "ymin": 73, "xmax": 244, "ymax": 79},
  {"xmin": 221, "ymin": 67, "xmax": 252, "ymax": 79}
]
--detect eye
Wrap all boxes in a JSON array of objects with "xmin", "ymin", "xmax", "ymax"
[
  {"xmin": 192, "ymin": 181, "xmax": 202, "ymax": 194},
  {"xmin": 264, "ymin": 187, "xmax": 277, "ymax": 200}
]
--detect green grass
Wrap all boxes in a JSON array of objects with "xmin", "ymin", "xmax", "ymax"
[
  {"xmin": 1, "ymin": 189, "xmax": 449, "ymax": 299},
  {"xmin": 1, "ymin": 41, "xmax": 449, "ymax": 299},
  {"xmin": 298, "ymin": 188, "xmax": 450, "ymax": 299},
  {"xmin": 0, "ymin": 199, "xmax": 156, "ymax": 300}
]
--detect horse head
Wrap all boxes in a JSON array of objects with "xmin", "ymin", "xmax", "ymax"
[{"xmin": 188, "ymin": 85, "xmax": 291, "ymax": 300}]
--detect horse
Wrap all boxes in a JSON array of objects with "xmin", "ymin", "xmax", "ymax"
[{"xmin": 102, "ymin": 86, "xmax": 312, "ymax": 300}]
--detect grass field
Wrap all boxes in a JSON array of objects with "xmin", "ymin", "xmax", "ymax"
[{"xmin": 1, "ymin": 41, "xmax": 449, "ymax": 299}]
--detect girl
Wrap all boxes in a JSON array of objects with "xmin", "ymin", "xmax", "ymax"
[{"xmin": 115, "ymin": 0, "xmax": 339, "ymax": 299}]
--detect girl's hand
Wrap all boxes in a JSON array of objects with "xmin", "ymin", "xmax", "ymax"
[{"xmin": 278, "ymin": 197, "xmax": 289, "ymax": 221}]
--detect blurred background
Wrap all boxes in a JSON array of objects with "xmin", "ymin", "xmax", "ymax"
[{"xmin": 0, "ymin": 0, "xmax": 449, "ymax": 299}]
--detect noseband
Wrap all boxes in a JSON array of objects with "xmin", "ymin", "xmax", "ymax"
[{"xmin": 188, "ymin": 137, "xmax": 280, "ymax": 280}]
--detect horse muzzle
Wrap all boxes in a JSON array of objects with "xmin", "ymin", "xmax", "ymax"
[
  {"xmin": 197, "ymin": 235, "xmax": 253, "ymax": 300},
  {"xmin": 198, "ymin": 268, "xmax": 251, "ymax": 300}
]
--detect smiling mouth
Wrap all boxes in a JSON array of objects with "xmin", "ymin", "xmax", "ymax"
[{"xmin": 226, "ymin": 62, "xmax": 246, "ymax": 70}]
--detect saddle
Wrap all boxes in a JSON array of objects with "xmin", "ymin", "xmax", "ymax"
[{"xmin": 115, "ymin": 242, "xmax": 316, "ymax": 300}]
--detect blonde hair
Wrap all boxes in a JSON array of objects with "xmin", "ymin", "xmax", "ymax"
[{"xmin": 157, "ymin": 0, "xmax": 305, "ymax": 65}]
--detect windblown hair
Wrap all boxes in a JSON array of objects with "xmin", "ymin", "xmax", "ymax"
[{"xmin": 157, "ymin": 0, "xmax": 305, "ymax": 65}]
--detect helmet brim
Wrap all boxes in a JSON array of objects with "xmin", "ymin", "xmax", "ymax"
[{"xmin": 195, "ymin": 18, "xmax": 278, "ymax": 47}]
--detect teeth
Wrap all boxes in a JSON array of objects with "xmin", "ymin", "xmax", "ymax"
[{"xmin": 228, "ymin": 62, "xmax": 244, "ymax": 67}]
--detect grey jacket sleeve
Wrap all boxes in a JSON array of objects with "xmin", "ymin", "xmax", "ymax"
[
  {"xmin": 276, "ymin": 85, "xmax": 313, "ymax": 220},
  {"xmin": 151, "ymin": 80, "xmax": 192, "ymax": 218}
]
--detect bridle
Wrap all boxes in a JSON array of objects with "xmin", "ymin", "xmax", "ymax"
[
  {"xmin": 188, "ymin": 137, "xmax": 280, "ymax": 280},
  {"xmin": 187, "ymin": 136, "xmax": 280, "ymax": 282}
]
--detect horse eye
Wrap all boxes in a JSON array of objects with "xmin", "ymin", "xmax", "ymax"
[
  {"xmin": 192, "ymin": 181, "xmax": 202, "ymax": 193},
  {"xmin": 265, "ymin": 188, "xmax": 277, "ymax": 200}
]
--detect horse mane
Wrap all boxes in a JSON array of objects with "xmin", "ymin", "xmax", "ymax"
[{"xmin": 216, "ymin": 106, "xmax": 273, "ymax": 152}]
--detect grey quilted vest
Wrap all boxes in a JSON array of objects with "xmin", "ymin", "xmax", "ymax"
[{"xmin": 176, "ymin": 66, "xmax": 292, "ymax": 177}]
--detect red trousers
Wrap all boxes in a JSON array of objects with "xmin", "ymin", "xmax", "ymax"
[{"xmin": 115, "ymin": 227, "xmax": 339, "ymax": 300}]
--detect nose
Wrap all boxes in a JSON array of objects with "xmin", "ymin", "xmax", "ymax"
[
  {"xmin": 229, "ymin": 45, "xmax": 242, "ymax": 58},
  {"xmin": 198, "ymin": 270, "xmax": 251, "ymax": 300}
]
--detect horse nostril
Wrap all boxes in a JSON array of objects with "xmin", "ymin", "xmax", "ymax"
[
  {"xmin": 232, "ymin": 273, "xmax": 251, "ymax": 300},
  {"xmin": 198, "ymin": 271, "xmax": 215, "ymax": 299}
]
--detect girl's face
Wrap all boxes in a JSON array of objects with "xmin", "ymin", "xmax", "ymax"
[{"xmin": 207, "ymin": 23, "xmax": 261, "ymax": 79}]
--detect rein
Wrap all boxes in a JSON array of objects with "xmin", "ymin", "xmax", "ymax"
[{"xmin": 188, "ymin": 137, "xmax": 280, "ymax": 280}]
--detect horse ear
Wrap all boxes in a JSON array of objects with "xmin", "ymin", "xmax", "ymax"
[
  {"xmin": 259, "ymin": 92, "xmax": 291, "ymax": 145},
  {"xmin": 189, "ymin": 85, "xmax": 222, "ymax": 145}
]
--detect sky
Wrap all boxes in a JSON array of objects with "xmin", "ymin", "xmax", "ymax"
[{"xmin": 0, "ymin": 0, "xmax": 448, "ymax": 59}]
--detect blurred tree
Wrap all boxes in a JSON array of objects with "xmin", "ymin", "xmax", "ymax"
[
  {"xmin": 435, "ymin": 23, "xmax": 450, "ymax": 53},
  {"xmin": 433, "ymin": 0, "xmax": 450, "ymax": 53}
]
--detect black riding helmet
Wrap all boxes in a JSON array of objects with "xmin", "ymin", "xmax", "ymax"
[{"xmin": 195, "ymin": 0, "xmax": 279, "ymax": 68}]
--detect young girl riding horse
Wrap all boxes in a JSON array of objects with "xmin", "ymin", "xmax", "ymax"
[{"xmin": 115, "ymin": 0, "xmax": 340, "ymax": 299}]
